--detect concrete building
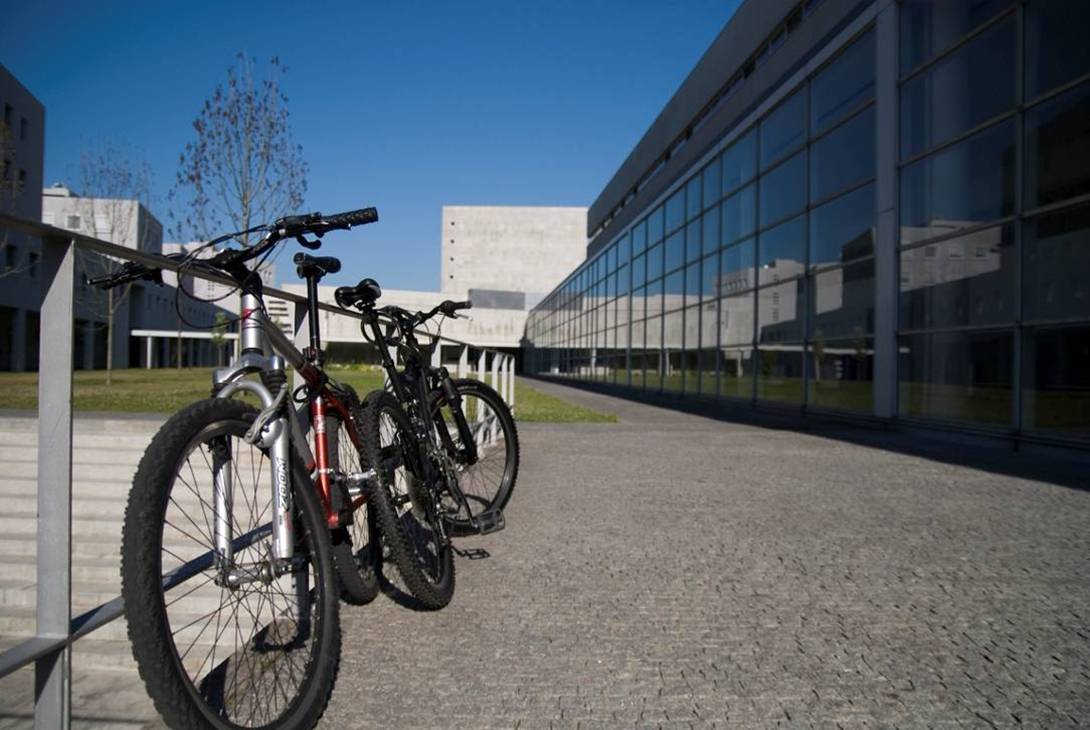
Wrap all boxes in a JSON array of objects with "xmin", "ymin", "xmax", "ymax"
[
  {"xmin": 0, "ymin": 63, "xmax": 46, "ymax": 372},
  {"xmin": 524, "ymin": 0, "xmax": 1090, "ymax": 450}
]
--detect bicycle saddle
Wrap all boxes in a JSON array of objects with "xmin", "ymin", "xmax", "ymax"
[
  {"xmin": 335, "ymin": 277, "xmax": 382, "ymax": 309},
  {"xmin": 294, "ymin": 252, "xmax": 342, "ymax": 280}
]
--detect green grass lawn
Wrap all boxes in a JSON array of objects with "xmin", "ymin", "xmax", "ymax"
[{"xmin": 0, "ymin": 367, "xmax": 617, "ymax": 423}]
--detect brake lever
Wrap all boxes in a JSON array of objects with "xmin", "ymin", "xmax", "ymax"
[{"xmin": 295, "ymin": 234, "xmax": 321, "ymax": 250}]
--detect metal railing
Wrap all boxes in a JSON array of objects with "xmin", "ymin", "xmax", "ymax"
[{"xmin": 0, "ymin": 213, "xmax": 517, "ymax": 728}]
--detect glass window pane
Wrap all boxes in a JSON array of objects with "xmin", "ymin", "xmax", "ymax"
[
  {"xmin": 757, "ymin": 349, "xmax": 804, "ymax": 404},
  {"xmin": 648, "ymin": 205, "xmax": 665, "ymax": 244},
  {"xmin": 760, "ymin": 90, "xmax": 806, "ymax": 170},
  {"xmin": 810, "ymin": 257, "xmax": 875, "ymax": 339},
  {"xmin": 811, "ymin": 106, "xmax": 875, "ymax": 201},
  {"xmin": 808, "ymin": 337, "xmax": 874, "ymax": 412},
  {"xmin": 633, "ymin": 285, "xmax": 647, "ymax": 321},
  {"xmin": 810, "ymin": 183, "xmax": 875, "ymax": 270},
  {"xmin": 647, "ymin": 242, "xmax": 664, "ymax": 281},
  {"xmin": 685, "ymin": 262, "xmax": 701, "ymax": 307},
  {"xmin": 758, "ymin": 280, "xmax": 804, "ymax": 343},
  {"xmin": 664, "ymin": 270, "xmax": 684, "ymax": 311},
  {"xmin": 616, "ymin": 263, "xmax": 629, "ymax": 296},
  {"xmin": 811, "ymin": 30, "xmax": 875, "ymax": 135},
  {"xmin": 720, "ymin": 290, "xmax": 754, "ymax": 346},
  {"xmin": 631, "ymin": 221, "xmax": 647, "ymax": 255},
  {"xmin": 702, "ymin": 206, "xmax": 721, "ymax": 255},
  {"xmin": 722, "ymin": 183, "xmax": 757, "ymax": 244},
  {"xmin": 1025, "ymin": 81, "xmax": 1090, "ymax": 209},
  {"xmin": 900, "ymin": 17, "xmax": 1016, "ymax": 159},
  {"xmin": 665, "ymin": 189, "xmax": 685, "ymax": 234},
  {"xmin": 664, "ymin": 231, "xmax": 684, "ymax": 273},
  {"xmin": 703, "ymin": 157, "xmax": 722, "ymax": 209},
  {"xmin": 633, "ymin": 252, "xmax": 646, "ymax": 287},
  {"xmin": 701, "ymin": 253, "xmax": 718, "ymax": 299},
  {"xmin": 900, "ymin": 225, "xmax": 1015, "ymax": 330},
  {"xmin": 685, "ymin": 220, "xmax": 701, "ymax": 264},
  {"xmin": 686, "ymin": 176, "xmax": 702, "ymax": 221},
  {"xmin": 720, "ymin": 347, "xmax": 754, "ymax": 399},
  {"xmin": 721, "ymin": 238, "xmax": 756, "ymax": 294},
  {"xmin": 1025, "ymin": 0, "xmax": 1090, "ymax": 98},
  {"xmin": 900, "ymin": 0, "xmax": 1012, "ymax": 75},
  {"xmin": 722, "ymin": 128, "xmax": 757, "ymax": 194},
  {"xmin": 1022, "ymin": 324, "xmax": 1090, "ymax": 435},
  {"xmin": 899, "ymin": 330, "xmax": 1013, "ymax": 426},
  {"xmin": 760, "ymin": 151, "xmax": 807, "ymax": 229},
  {"xmin": 1024, "ymin": 204, "xmax": 1090, "ymax": 323},
  {"xmin": 647, "ymin": 315, "xmax": 662, "ymax": 350},
  {"xmin": 900, "ymin": 120, "xmax": 1016, "ymax": 245},
  {"xmin": 758, "ymin": 215, "xmax": 806, "ymax": 286},
  {"xmin": 647, "ymin": 274, "xmax": 664, "ymax": 319}
]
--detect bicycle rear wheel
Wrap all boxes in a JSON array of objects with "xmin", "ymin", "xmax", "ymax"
[
  {"xmin": 360, "ymin": 390, "xmax": 455, "ymax": 609},
  {"xmin": 432, "ymin": 378, "xmax": 520, "ymax": 535},
  {"xmin": 122, "ymin": 398, "xmax": 340, "ymax": 729}
]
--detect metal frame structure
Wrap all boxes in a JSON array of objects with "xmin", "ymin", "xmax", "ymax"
[{"xmin": 0, "ymin": 212, "xmax": 517, "ymax": 728}]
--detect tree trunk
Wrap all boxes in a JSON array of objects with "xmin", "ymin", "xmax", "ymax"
[{"xmin": 106, "ymin": 288, "xmax": 114, "ymax": 386}]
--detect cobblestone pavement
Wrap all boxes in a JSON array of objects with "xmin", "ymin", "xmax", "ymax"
[{"xmin": 323, "ymin": 379, "xmax": 1090, "ymax": 729}]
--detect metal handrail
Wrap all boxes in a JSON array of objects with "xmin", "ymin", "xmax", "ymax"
[{"xmin": 0, "ymin": 212, "xmax": 517, "ymax": 728}]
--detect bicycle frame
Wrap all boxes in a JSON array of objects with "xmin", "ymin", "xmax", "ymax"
[{"xmin": 210, "ymin": 288, "xmax": 369, "ymax": 582}]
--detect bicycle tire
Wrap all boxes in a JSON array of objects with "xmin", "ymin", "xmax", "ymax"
[
  {"xmin": 327, "ymin": 412, "xmax": 380, "ymax": 605},
  {"xmin": 122, "ymin": 398, "xmax": 340, "ymax": 729},
  {"xmin": 430, "ymin": 378, "xmax": 520, "ymax": 536},
  {"xmin": 360, "ymin": 390, "xmax": 455, "ymax": 609}
]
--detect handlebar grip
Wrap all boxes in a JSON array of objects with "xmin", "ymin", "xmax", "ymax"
[
  {"xmin": 451, "ymin": 300, "xmax": 472, "ymax": 311},
  {"xmin": 275, "ymin": 211, "xmax": 322, "ymax": 231},
  {"xmin": 325, "ymin": 207, "xmax": 378, "ymax": 228},
  {"xmin": 439, "ymin": 299, "xmax": 473, "ymax": 316}
]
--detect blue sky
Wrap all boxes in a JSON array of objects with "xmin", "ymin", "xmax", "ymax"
[{"xmin": 5, "ymin": 1, "xmax": 741, "ymax": 290}]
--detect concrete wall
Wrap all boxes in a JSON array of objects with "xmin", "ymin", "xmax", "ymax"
[{"xmin": 440, "ymin": 206, "xmax": 586, "ymax": 306}]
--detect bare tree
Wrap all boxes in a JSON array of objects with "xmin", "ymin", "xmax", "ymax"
[
  {"xmin": 0, "ymin": 120, "xmax": 28, "ymax": 280},
  {"xmin": 76, "ymin": 144, "xmax": 154, "ymax": 385},
  {"xmin": 170, "ymin": 54, "xmax": 307, "ymax": 247}
]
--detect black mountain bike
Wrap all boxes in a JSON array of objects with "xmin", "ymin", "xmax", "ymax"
[{"xmin": 334, "ymin": 279, "xmax": 520, "ymax": 609}]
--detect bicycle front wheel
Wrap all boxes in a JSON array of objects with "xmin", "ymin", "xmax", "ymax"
[
  {"xmin": 122, "ymin": 398, "xmax": 340, "ymax": 730},
  {"xmin": 432, "ymin": 378, "xmax": 520, "ymax": 535},
  {"xmin": 326, "ymin": 411, "xmax": 380, "ymax": 606}
]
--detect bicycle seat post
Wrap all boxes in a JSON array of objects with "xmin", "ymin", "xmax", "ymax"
[{"xmin": 305, "ymin": 271, "xmax": 323, "ymax": 363}]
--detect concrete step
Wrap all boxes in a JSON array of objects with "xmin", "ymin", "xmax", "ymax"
[
  {"xmin": 0, "ymin": 444, "xmax": 148, "ymax": 464},
  {"xmin": 0, "ymin": 479, "xmax": 130, "ymax": 500},
  {"xmin": 5, "ymin": 462, "xmax": 141, "ymax": 481},
  {"xmin": 5, "ymin": 496, "xmax": 129, "ymax": 519},
  {"xmin": 0, "ymin": 554, "xmax": 121, "ymax": 584},
  {"xmin": 0, "ymin": 415, "xmax": 165, "ymax": 436}
]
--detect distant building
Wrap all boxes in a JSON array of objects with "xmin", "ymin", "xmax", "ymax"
[
  {"xmin": 282, "ymin": 206, "xmax": 587, "ymax": 357},
  {"xmin": 0, "ymin": 63, "xmax": 46, "ymax": 371}
]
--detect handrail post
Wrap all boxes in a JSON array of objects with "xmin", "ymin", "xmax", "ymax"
[
  {"xmin": 458, "ymin": 345, "xmax": 468, "ymax": 379},
  {"xmin": 36, "ymin": 234, "xmax": 75, "ymax": 730}
]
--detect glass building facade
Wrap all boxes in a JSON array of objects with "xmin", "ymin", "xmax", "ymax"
[{"xmin": 525, "ymin": 0, "xmax": 1090, "ymax": 448}]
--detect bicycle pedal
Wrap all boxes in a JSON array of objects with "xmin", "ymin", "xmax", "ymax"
[{"xmin": 474, "ymin": 509, "xmax": 505, "ymax": 535}]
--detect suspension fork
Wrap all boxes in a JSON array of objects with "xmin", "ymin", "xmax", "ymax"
[
  {"xmin": 310, "ymin": 394, "xmax": 338, "ymax": 528},
  {"xmin": 436, "ymin": 368, "xmax": 478, "ymax": 465}
]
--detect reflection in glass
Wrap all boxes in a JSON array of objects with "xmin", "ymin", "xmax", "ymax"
[
  {"xmin": 685, "ymin": 262, "xmax": 701, "ymax": 307},
  {"xmin": 900, "ymin": 17, "xmax": 1015, "ymax": 159},
  {"xmin": 760, "ymin": 151, "xmax": 807, "ymax": 228},
  {"xmin": 1024, "ymin": 81, "xmax": 1090, "ymax": 209},
  {"xmin": 647, "ymin": 242, "xmax": 664, "ymax": 281},
  {"xmin": 648, "ymin": 206, "xmax": 665, "ymax": 245},
  {"xmin": 701, "ymin": 253, "xmax": 719, "ymax": 299},
  {"xmin": 646, "ymin": 314, "xmax": 662, "ymax": 350},
  {"xmin": 899, "ymin": 0, "xmax": 1011, "ymax": 75},
  {"xmin": 686, "ymin": 220, "xmax": 701, "ymax": 264},
  {"xmin": 616, "ymin": 263, "xmax": 629, "ymax": 296},
  {"xmin": 1025, "ymin": 0, "xmax": 1090, "ymax": 99},
  {"xmin": 898, "ymin": 330, "xmax": 1013, "ymax": 425},
  {"xmin": 900, "ymin": 120, "xmax": 1015, "ymax": 244},
  {"xmin": 900, "ymin": 225, "xmax": 1014, "ymax": 330},
  {"xmin": 720, "ymin": 291, "xmax": 754, "ymax": 346},
  {"xmin": 719, "ymin": 347, "xmax": 754, "ymax": 400},
  {"xmin": 720, "ymin": 239, "xmax": 755, "ymax": 294},
  {"xmin": 702, "ymin": 206, "xmax": 721, "ymax": 255},
  {"xmin": 1023, "ymin": 204, "xmax": 1090, "ymax": 323},
  {"xmin": 665, "ymin": 232, "xmax": 684, "ymax": 273},
  {"xmin": 811, "ymin": 106, "xmax": 875, "ymax": 202},
  {"xmin": 758, "ymin": 216, "xmax": 806, "ymax": 286},
  {"xmin": 632, "ymin": 253, "xmax": 646, "ymax": 288},
  {"xmin": 686, "ymin": 176, "xmax": 702, "ymax": 222},
  {"xmin": 722, "ymin": 184, "xmax": 757, "ymax": 244},
  {"xmin": 811, "ymin": 30, "xmax": 875, "ymax": 135},
  {"xmin": 663, "ymin": 310, "xmax": 684, "ymax": 392},
  {"xmin": 758, "ymin": 281, "xmax": 804, "ymax": 343},
  {"xmin": 810, "ymin": 258, "xmax": 874, "ymax": 339},
  {"xmin": 760, "ymin": 90, "xmax": 806, "ymax": 170},
  {"xmin": 810, "ymin": 183, "xmax": 875, "ymax": 269},
  {"xmin": 1022, "ymin": 324, "xmax": 1090, "ymax": 434},
  {"xmin": 664, "ymin": 270, "xmax": 684, "ymax": 311},
  {"xmin": 703, "ymin": 158, "xmax": 722, "ymax": 209},
  {"xmin": 722, "ymin": 128, "xmax": 757, "ymax": 193},
  {"xmin": 808, "ymin": 337, "xmax": 874, "ymax": 412},
  {"xmin": 757, "ymin": 348, "xmax": 805, "ymax": 404},
  {"xmin": 666, "ymin": 189, "xmax": 685, "ymax": 234},
  {"xmin": 632, "ymin": 221, "xmax": 646, "ymax": 255}
]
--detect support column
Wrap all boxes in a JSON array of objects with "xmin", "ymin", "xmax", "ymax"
[
  {"xmin": 458, "ymin": 345, "xmax": 468, "ymax": 379},
  {"xmin": 36, "ymin": 235, "xmax": 74, "ymax": 729},
  {"xmin": 477, "ymin": 349, "xmax": 486, "ymax": 384},
  {"xmin": 292, "ymin": 301, "xmax": 310, "ymax": 394},
  {"xmin": 145, "ymin": 336, "xmax": 153, "ymax": 369},
  {"xmin": 11, "ymin": 308, "xmax": 26, "ymax": 371},
  {"xmin": 491, "ymin": 350, "xmax": 500, "ymax": 393},
  {"xmin": 873, "ymin": 0, "xmax": 899, "ymax": 421}
]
